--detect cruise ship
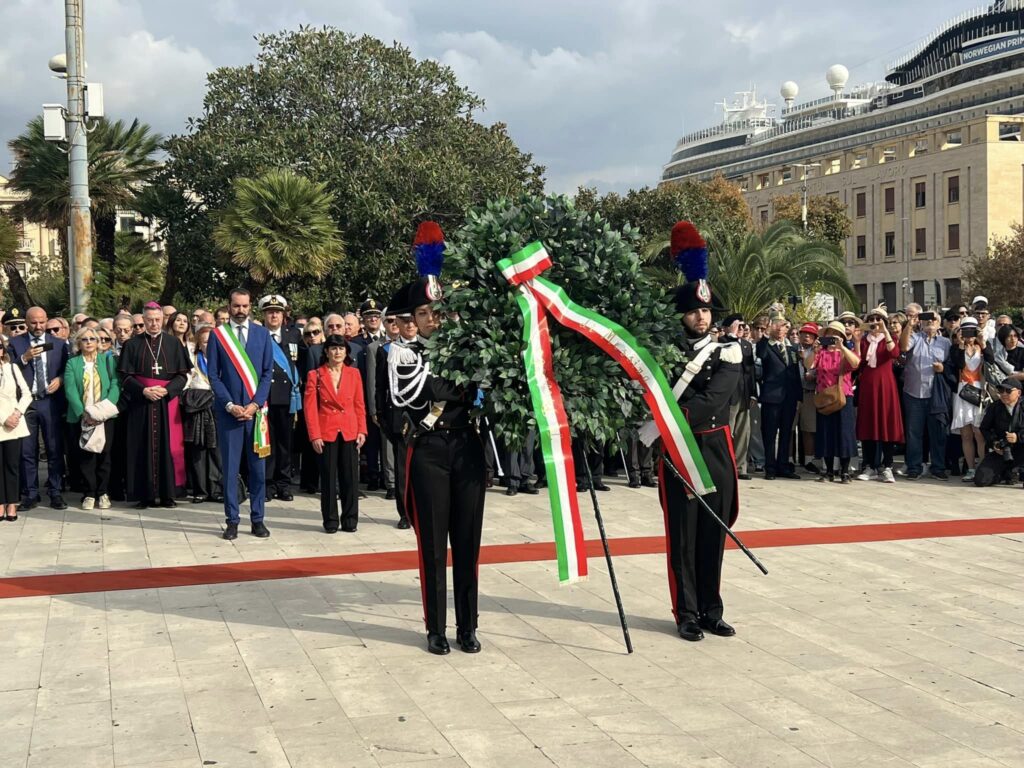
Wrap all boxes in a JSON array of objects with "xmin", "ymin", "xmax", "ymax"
[{"xmin": 661, "ymin": 2, "xmax": 1024, "ymax": 312}]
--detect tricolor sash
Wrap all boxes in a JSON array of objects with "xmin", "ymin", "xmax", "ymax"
[
  {"xmin": 498, "ymin": 241, "xmax": 714, "ymax": 584},
  {"xmin": 213, "ymin": 324, "xmax": 271, "ymax": 458}
]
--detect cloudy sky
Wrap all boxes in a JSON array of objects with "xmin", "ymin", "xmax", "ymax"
[{"xmin": 0, "ymin": 0, "xmax": 972, "ymax": 194}]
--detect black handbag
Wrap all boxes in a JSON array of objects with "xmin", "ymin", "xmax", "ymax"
[{"xmin": 958, "ymin": 384, "xmax": 984, "ymax": 407}]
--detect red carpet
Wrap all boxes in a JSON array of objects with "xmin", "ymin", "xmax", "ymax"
[{"xmin": 1, "ymin": 516, "xmax": 1022, "ymax": 600}]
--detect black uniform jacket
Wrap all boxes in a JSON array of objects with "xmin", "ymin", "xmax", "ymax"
[
  {"xmin": 979, "ymin": 401, "xmax": 1024, "ymax": 464},
  {"xmin": 755, "ymin": 338, "xmax": 802, "ymax": 405},
  {"xmin": 676, "ymin": 335, "xmax": 743, "ymax": 526},
  {"xmin": 386, "ymin": 340, "xmax": 477, "ymax": 440},
  {"xmin": 267, "ymin": 326, "xmax": 305, "ymax": 407}
]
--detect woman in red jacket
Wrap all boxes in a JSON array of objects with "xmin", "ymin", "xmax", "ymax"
[{"xmin": 304, "ymin": 335, "xmax": 367, "ymax": 533}]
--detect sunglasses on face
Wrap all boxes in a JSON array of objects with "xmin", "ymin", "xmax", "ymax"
[
  {"xmin": 80, "ymin": 337, "xmax": 98, "ymax": 343},
  {"xmin": 304, "ymin": 328, "xmax": 322, "ymax": 336},
  {"xmin": 133, "ymin": 323, "xmax": 144, "ymax": 329},
  {"xmin": 99, "ymin": 337, "xmax": 112, "ymax": 344},
  {"xmin": 326, "ymin": 324, "xmax": 343, "ymax": 330},
  {"xmin": 843, "ymin": 320, "xmax": 859, "ymax": 326},
  {"xmin": 9, "ymin": 324, "xmax": 27, "ymax": 331}
]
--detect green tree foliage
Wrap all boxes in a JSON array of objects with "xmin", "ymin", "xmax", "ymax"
[
  {"xmin": 159, "ymin": 27, "xmax": 544, "ymax": 311},
  {"xmin": 0, "ymin": 212, "xmax": 33, "ymax": 308},
  {"xmin": 6, "ymin": 117, "xmax": 161, "ymax": 276},
  {"xmin": 962, "ymin": 223, "xmax": 1024, "ymax": 314},
  {"xmin": 770, "ymin": 193, "xmax": 852, "ymax": 246},
  {"xmin": 26, "ymin": 262, "xmax": 69, "ymax": 318},
  {"xmin": 575, "ymin": 175, "xmax": 752, "ymax": 260},
  {"xmin": 703, "ymin": 220, "xmax": 857, "ymax": 321},
  {"xmin": 88, "ymin": 232, "xmax": 165, "ymax": 316},
  {"xmin": 432, "ymin": 195, "xmax": 687, "ymax": 450},
  {"xmin": 213, "ymin": 170, "xmax": 345, "ymax": 288}
]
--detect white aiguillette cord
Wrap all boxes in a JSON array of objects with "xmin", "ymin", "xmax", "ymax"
[{"xmin": 638, "ymin": 340, "xmax": 719, "ymax": 447}]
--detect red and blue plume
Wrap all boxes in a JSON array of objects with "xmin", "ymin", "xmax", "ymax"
[
  {"xmin": 413, "ymin": 221, "xmax": 445, "ymax": 278},
  {"xmin": 670, "ymin": 221, "xmax": 708, "ymax": 282}
]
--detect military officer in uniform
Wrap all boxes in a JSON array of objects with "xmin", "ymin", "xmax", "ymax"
[
  {"xmin": 387, "ymin": 221, "xmax": 486, "ymax": 656},
  {"xmin": 359, "ymin": 298, "xmax": 387, "ymax": 492},
  {"xmin": 259, "ymin": 295, "xmax": 305, "ymax": 502},
  {"xmin": 654, "ymin": 221, "xmax": 742, "ymax": 642}
]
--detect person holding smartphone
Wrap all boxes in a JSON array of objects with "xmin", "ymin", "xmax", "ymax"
[
  {"xmin": 947, "ymin": 317, "xmax": 987, "ymax": 482},
  {"xmin": 899, "ymin": 309, "xmax": 952, "ymax": 479},
  {"xmin": 855, "ymin": 307, "xmax": 904, "ymax": 483},
  {"xmin": 808, "ymin": 321, "xmax": 861, "ymax": 482}
]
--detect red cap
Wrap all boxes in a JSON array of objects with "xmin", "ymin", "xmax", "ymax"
[{"xmin": 799, "ymin": 322, "xmax": 820, "ymax": 336}]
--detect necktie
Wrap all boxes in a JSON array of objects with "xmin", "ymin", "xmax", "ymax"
[
  {"xmin": 33, "ymin": 339, "xmax": 46, "ymax": 395},
  {"xmin": 237, "ymin": 324, "xmax": 247, "ymax": 347},
  {"xmin": 273, "ymin": 332, "xmax": 280, "ymax": 344}
]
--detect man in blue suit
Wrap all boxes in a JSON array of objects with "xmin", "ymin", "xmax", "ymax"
[
  {"xmin": 755, "ymin": 312, "xmax": 803, "ymax": 480},
  {"xmin": 206, "ymin": 288, "xmax": 275, "ymax": 540},
  {"xmin": 9, "ymin": 306, "xmax": 69, "ymax": 510}
]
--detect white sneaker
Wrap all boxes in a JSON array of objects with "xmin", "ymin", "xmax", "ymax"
[
  {"xmin": 962, "ymin": 469, "xmax": 976, "ymax": 483},
  {"xmin": 880, "ymin": 468, "xmax": 895, "ymax": 483},
  {"xmin": 82, "ymin": 497, "xmax": 95, "ymax": 510},
  {"xmin": 98, "ymin": 495, "xmax": 111, "ymax": 509},
  {"xmin": 856, "ymin": 468, "xmax": 877, "ymax": 481}
]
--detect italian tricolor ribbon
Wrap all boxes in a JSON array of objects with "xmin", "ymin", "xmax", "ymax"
[
  {"xmin": 213, "ymin": 324, "xmax": 271, "ymax": 459},
  {"xmin": 498, "ymin": 241, "xmax": 714, "ymax": 584}
]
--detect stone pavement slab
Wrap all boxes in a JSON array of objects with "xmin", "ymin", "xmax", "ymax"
[{"xmin": 0, "ymin": 474, "xmax": 1022, "ymax": 767}]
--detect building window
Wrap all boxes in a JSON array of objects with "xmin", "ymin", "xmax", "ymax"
[
  {"xmin": 948, "ymin": 175, "xmax": 960, "ymax": 204},
  {"xmin": 884, "ymin": 187, "xmax": 895, "ymax": 213},
  {"xmin": 759, "ymin": 208, "xmax": 769, "ymax": 224},
  {"xmin": 999, "ymin": 122, "xmax": 1021, "ymax": 141},
  {"xmin": 912, "ymin": 139, "xmax": 929, "ymax": 156},
  {"xmin": 948, "ymin": 223, "xmax": 960, "ymax": 251},
  {"xmin": 944, "ymin": 130, "xmax": 962, "ymax": 147},
  {"xmin": 853, "ymin": 153, "xmax": 867, "ymax": 169},
  {"xmin": 854, "ymin": 284, "xmax": 868, "ymax": 313},
  {"xmin": 855, "ymin": 192, "xmax": 866, "ymax": 218},
  {"xmin": 856, "ymin": 235, "xmax": 866, "ymax": 260},
  {"xmin": 915, "ymin": 228, "xmax": 926, "ymax": 254},
  {"xmin": 758, "ymin": 173, "xmax": 770, "ymax": 189},
  {"xmin": 738, "ymin": 177, "xmax": 749, "ymax": 192},
  {"xmin": 882, "ymin": 282, "xmax": 897, "ymax": 310},
  {"xmin": 884, "ymin": 231, "xmax": 896, "ymax": 257},
  {"xmin": 781, "ymin": 167, "xmax": 792, "ymax": 183},
  {"xmin": 118, "ymin": 216, "xmax": 136, "ymax": 232},
  {"xmin": 912, "ymin": 280, "xmax": 925, "ymax": 305},
  {"xmin": 881, "ymin": 146, "xmax": 897, "ymax": 163},
  {"xmin": 914, "ymin": 182, "xmax": 926, "ymax": 208},
  {"xmin": 944, "ymin": 278, "xmax": 962, "ymax": 305},
  {"xmin": 826, "ymin": 157, "xmax": 841, "ymax": 175}
]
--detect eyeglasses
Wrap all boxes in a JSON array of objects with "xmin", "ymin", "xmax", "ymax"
[
  {"xmin": 79, "ymin": 337, "xmax": 98, "ymax": 343},
  {"xmin": 958, "ymin": 310, "xmax": 968, "ymax": 316},
  {"xmin": 9, "ymin": 323, "xmax": 27, "ymax": 331},
  {"xmin": 304, "ymin": 328, "xmax": 322, "ymax": 336},
  {"xmin": 98, "ymin": 337, "xmax": 112, "ymax": 345},
  {"xmin": 326, "ymin": 323, "xmax": 343, "ymax": 330},
  {"xmin": 45, "ymin": 326, "xmax": 60, "ymax": 333},
  {"xmin": 842, "ymin": 320, "xmax": 859, "ymax": 326},
  {"xmin": 133, "ymin": 323, "xmax": 144, "ymax": 329}
]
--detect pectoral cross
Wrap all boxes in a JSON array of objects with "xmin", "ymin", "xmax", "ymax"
[{"xmin": 152, "ymin": 361, "xmax": 163, "ymax": 375}]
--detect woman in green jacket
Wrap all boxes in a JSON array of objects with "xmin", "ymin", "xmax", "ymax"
[{"xmin": 66, "ymin": 328, "xmax": 121, "ymax": 510}]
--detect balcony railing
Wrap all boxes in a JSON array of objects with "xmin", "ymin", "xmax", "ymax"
[{"xmin": 675, "ymin": 118, "xmax": 775, "ymax": 147}]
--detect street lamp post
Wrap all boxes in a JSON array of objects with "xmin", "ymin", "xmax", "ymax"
[
  {"xmin": 64, "ymin": 0, "xmax": 92, "ymax": 313},
  {"xmin": 793, "ymin": 163, "xmax": 821, "ymax": 232}
]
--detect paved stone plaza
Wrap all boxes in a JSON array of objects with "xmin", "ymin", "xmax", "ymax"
[{"xmin": 0, "ymin": 473, "xmax": 1022, "ymax": 768}]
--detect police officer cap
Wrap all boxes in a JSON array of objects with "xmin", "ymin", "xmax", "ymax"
[
  {"xmin": 258, "ymin": 295, "xmax": 288, "ymax": 312},
  {"xmin": 2, "ymin": 307, "xmax": 26, "ymax": 325},
  {"xmin": 359, "ymin": 298, "xmax": 383, "ymax": 316},
  {"xmin": 996, "ymin": 378, "xmax": 1022, "ymax": 392}
]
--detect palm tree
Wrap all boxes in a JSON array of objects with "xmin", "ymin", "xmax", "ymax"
[
  {"xmin": 0, "ymin": 212, "xmax": 33, "ymax": 308},
  {"xmin": 213, "ymin": 169, "xmax": 345, "ymax": 287},
  {"xmin": 643, "ymin": 220, "xmax": 857, "ymax": 320},
  {"xmin": 88, "ymin": 232, "xmax": 165, "ymax": 316},
  {"xmin": 6, "ymin": 116, "xmax": 161, "ymax": 279}
]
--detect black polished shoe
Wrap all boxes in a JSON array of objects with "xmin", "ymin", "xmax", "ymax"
[
  {"xmin": 778, "ymin": 471, "xmax": 801, "ymax": 480},
  {"xmin": 159, "ymin": 498, "xmax": 177, "ymax": 508},
  {"xmin": 456, "ymin": 629, "xmax": 481, "ymax": 653},
  {"xmin": 737, "ymin": 473, "xmax": 752, "ymax": 480},
  {"xmin": 677, "ymin": 620, "xmax": 704, "ymax": 642},
  {"xmin": 699, "ymin": 617, "xmax": 736, "ymax": 637},
  {"xmin": 19, "ymin": 497, "xmax": 39, "ymax": 512},
  {"xmin": 628, "ymin": 478, "xmax": 641, "ymax": 488},
  {"xmin": 367, "ymin": 480, "xmax": 380, "ymax": 492},
  {"xmin": 396, "ymin": 517, "xmax": 411, "ymax": 530},
  {"xmin": 223, "ymin": 523, "xmax": 238, "ymax": 540},
  {"xmin": 641, "ymin": 476, "xmax": 658, "ymax": 488},
  {"xmin": 592, "ymin": 482, "xmax": 611, "ymax": 492},
  {"xmin": 276, "ymin": 489, "xmax": 294, "ymax": 502},
  {"xmin": 385, "ymin": 488, "xmax": 396, "ymax": 500},
  {"xmin": 265, "ymin": 492, "xmax": 273, "ymax": 502},
  {"xmin": 930, "ymin": 471, "xmax": 949, "ymax": 481},
  {"xmin": 520, "ymin": 483, "xmax": 540, "ymax": 495},
  {"xmin": 427, "ymin": 633, "xmax": 450, "ymax": 655},
  {"xmin": 803, "ymin": 462, "xmax": 821, "ymax": 475},
  {"xmin": 764, "ymin": 472, "xmax": 776, "ymax": 481},
  {"xmin": 209, "ymin": 493, "xmax": 224, "ymax": 503},
  {"xmin": 50, "ymin": 495, "xmax": 68, "ymax": 510},
  {"xmin": 576, "ymin": 482, "xmax": 589, "ymax": 492},
  {"xmin": 191, "ymin": 495, "xmax": 206, "ymax": 504},
  {"xmin": 341, "ymin": 522, "xmax": 357, "ymax": 533},
  {"xmin": 134, "ymin": 500, "xmax": 150, "ymax": 509},
  {"xmin": 251, "ymin": 521, "xmax": 271, "ymax": 538},
  {"xmin": 323, "ymin": 525, "xmax": 338, "ymax": 534},
  {"xmin": 505, "ymin": 486, "xmax": 518, "ymax": 497}
]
